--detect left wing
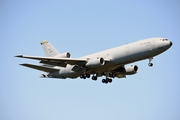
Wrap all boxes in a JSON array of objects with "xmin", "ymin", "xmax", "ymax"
[
  {"xmin": 15, "ymin": 55, "xmax": 87, "ymax": 66},
  {"xmin": 20, "ymin": 63, "xmax": 59, "ymax": 72}
]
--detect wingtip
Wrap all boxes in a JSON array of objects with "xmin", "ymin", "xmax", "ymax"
[
  {"xmin": 15, "ymin": 55, "xmax": 23, "ymax": 57},
  {"xmin": 20, "ymin": 63, "xmax": 29, "ymax": 67}
]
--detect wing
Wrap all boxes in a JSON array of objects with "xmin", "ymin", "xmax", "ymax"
[
  {"xmin": 20, "ymin": 63, "xmax": 59, "ymax": 72},
  {"xmin": 15, "ymin": 55, "xmax": 87, "ymax": 66}
]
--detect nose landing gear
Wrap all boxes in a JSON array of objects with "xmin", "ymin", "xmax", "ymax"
[
  {"xmin": 148, "ymin": 63, "xmax": 153, "ymax": 67},
  {"xmin": 148, "ymin": 57, "xmax": 153, "ymax": 67}
]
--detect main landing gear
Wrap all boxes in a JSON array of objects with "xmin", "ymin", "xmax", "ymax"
[
  {"xmin": 91, "ymin": 74, "xmax": 113, "ymax": 84},
  {"xmin": 102, "ymin": 72, "xmax": 113, "ymax": 84},
  {"xmin": 80, "ymin": 73, "xmax": 113, "ymax": 84},
  {"xmin": 80, "ymin": 74, "xmax": 98, "ymax": 80},
  {"xmin": 80, "ymin": 74, "xmax": 90, "ymax": 79},
  {"xmin": 102, "ymin": 78, "xmax": 112, "ymax": 84},
  {"xmin": 148, "ymin": 57, "xmax": 153, "ymax": 67}
]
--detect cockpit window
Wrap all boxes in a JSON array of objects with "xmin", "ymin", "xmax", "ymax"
[{"xmin": 161, "ymin": 39, "xmax": 168, "ymax": 41}]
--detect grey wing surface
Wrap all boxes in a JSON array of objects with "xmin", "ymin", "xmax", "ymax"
[
  {"xmin": 15, "ymin": 55, "xmax": 87, "ymax": 66},
  {"xmin": 20, "ymin": 63, "xmax": 59, "ymax": 72}
]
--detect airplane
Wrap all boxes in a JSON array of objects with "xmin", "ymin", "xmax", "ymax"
[{"xmin": 15, "ymin": 37, "xmax": 172, "ymax": 84}]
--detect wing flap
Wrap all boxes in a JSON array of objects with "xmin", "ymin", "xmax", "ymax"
[{"xmin": 20, "ymin": 63, "xmax": 59, "ymax": 72}]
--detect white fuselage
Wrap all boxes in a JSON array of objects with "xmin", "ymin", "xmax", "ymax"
[{"xmin": 51, "ymin": 37, "xmax": 172, "ymax": 78}]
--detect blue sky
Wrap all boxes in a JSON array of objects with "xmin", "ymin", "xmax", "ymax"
[{"xmin": 0, "ymin": 0, "xmax": 180, "ymax": 120}]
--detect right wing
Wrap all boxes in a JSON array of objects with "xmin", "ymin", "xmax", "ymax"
[{"xmin": 20, "ymin": 63, "xmax": 59, "ymax": 72}]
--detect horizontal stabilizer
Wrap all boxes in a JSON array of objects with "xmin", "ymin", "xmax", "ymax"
[{"xmin": 20, "ymin": 63, "xmax": 59, "ymax": 72}]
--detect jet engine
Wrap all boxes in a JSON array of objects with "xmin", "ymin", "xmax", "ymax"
[
  {"xmin": 124, "ymin": 65, "xmax": 138, "ymax": 75},
  {"xmin": 115, "ymin": 65, "xmax": 138, "ymax": 78},
  {"xmin": 86, "ymin": 58, "xmax": 105, "ymax": 67},
  {"xmin": 56, "ymin": 52, "xmax": 71, "ymax": 58}
]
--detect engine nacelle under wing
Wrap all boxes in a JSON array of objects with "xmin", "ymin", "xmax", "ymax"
[
  {"xmin": 86, "ymin": 58, "xmax": 105, "ymax": 67},
  {"xmin": 115, "ymin": 65, "xmax": 138, "ymax": 78},
  {"xmin": 124, "ymin": 65, "xmax": 138, "ymax": 75}
]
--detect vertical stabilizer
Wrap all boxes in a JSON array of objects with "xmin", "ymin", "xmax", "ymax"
[{"xmin": 41, "ymin": 40, "xmax": 60, "ymax": 57}]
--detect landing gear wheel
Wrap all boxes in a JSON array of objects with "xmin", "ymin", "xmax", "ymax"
[
  {"xmin": 83, "ymin": 75, "xmax": 86, "ymax": 79},
  {"xmin": 102, "ymin": 78, "xmax": 112, "ymax": 84},
  {"xmin": 92, "ymin": 76, "xmax": 97, "ymax": 81},
  {"xmin": 148, "ymin": 57, "xmax": 153, "ymax": 67},
  {"xmin": 80, "ymin": 74, "xmax": 86, "ymax": 79},
  {"xmin": 108, "ymin": 78, "xmax": 112, "ymax": 83},
  {"xmin": 104, "ymin": 79, "xmax": 108, "ymax": 84},
  {"xmin": 102, "ymin": 79, "xmax": 108, "ymax": 84},
  {"xmin": 102, "ymin": 79, "xmax": 105, "ymax": 83},
  {"xmin": 148, "ymin": 63, "xmax": 153, "ymax": 67},
  {"xmin": 80, "ymin": 75, "xmax": 83, "ymax": 79},
  {"xmin": 86, "ymin": 74, "xmax": 90, "ymax": 78}
]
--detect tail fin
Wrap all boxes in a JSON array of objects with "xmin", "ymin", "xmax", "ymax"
[{"xmin": 41, "ymin": 40, "xmax": 60, "ymax": 57}]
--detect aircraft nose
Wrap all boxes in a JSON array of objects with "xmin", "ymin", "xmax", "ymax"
[{"xmin": 169, "ymin": 41, "xmax": 173, "ymax": 46}]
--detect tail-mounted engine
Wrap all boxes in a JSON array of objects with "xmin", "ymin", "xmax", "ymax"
[
  {"xmin": 86, "ymin": 58, "xmax": 105, "ymax": 67},
  {"xmin": 56, "ymin": 52, "xmax": 71, "ymax": 58}
]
